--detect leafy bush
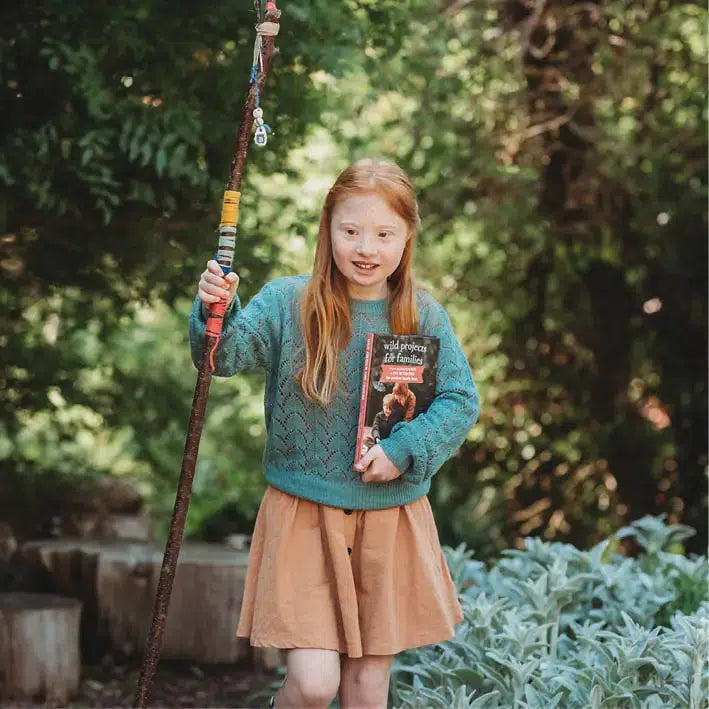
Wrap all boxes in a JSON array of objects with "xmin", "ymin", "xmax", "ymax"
[{"xmin": 389, "ymin": 514, "xmax": 708, "ymax": 708}]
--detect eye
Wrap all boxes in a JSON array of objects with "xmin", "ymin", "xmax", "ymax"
[
  {"xmin": 345, "ymin": 228, "xmax": 356, "ymax": 236},
  {"xmin": 378, "ymin": 231, "xmax": 391, "ymax": 238}
]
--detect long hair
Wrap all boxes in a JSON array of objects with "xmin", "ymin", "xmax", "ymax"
[{"xmin": 297, "ymin": 158, "xmax": 421, "ymax": 406}]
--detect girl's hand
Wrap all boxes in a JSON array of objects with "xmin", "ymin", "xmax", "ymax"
[
  {"xmin": 354, "ymin": 444, "xmax": 402, "ymax": 483},
  {"xmin": 198, "ymin": 259, "xmax": 240, "ymax": 309}
]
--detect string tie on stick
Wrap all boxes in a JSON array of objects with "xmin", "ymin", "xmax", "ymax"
[
  {"xmin": 252, "ymin": 22, "xmax": 280, "ymax": 72},
  {"xmin": 250, "ymin": 18, "xmax": 280, "ymax": 146}
]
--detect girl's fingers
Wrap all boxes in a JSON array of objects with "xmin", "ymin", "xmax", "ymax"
[
  {"xmin": 197, "ymin": 260, "xmax": 239, "ymax": 303},
  {"xmin": 201, "ymin": 280, "xmax": 230, "ymax": 297},
  {"xmin": 205, "ymin": 272, "xmax": 228, "ymax": 287},
  {"xmin": 226, "ymin": 274, "xmax": 239, "ymax": 296},
  {"xmin": 199, "ymin": 261, "xmax": 239, "ymax": 304},
  {"xmin": 204, "ymin": 263, "xmax": 239, "ymax": 287},
  {"xmin": 202, "ymin": 262, "xmax": 223, "ymax": 285},
  {"xmin": 198, "ymin": 288, "xmax": 221, "ymax": 304}
]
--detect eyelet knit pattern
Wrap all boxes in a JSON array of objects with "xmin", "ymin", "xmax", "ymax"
[{"xmin": 188, "ymin": 275, "xmax": 479, "ymax": 509}]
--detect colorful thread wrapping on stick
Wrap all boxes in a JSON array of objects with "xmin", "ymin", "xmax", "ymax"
[
  {"xmin": 207, "ymin": 6, "xmax": 280, "ymax": 367},
  {"xmin": 206, "ymin": 190, "xmax": 241, "ymax": 370},
  {"xmin": 220, "ymin": 189, "xmax": 240, "ymax": 230}
]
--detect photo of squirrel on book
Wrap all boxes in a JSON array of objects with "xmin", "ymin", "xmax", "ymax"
[{"xmin": 355, "ymin": 334, "xmax": 440, "ymax": 467}]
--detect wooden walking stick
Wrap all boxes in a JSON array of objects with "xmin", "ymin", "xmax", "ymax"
[{"xmin": 134, "ymin": 3, "xmax": 281, "ymax": 705}]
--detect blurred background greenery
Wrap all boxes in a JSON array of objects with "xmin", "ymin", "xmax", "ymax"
[{"xmin": 1, "ymin": 0, "xmax": 706, "ymax": 559}]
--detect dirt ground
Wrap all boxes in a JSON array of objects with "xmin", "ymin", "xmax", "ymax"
[{"xmin": 0, "ymin": 659, "xmax": 286, "ymax": 709}]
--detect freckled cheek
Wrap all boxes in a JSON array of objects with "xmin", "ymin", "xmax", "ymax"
[
  {"xmin": 331, "ymin": 239, "xmax": 352, "ymax": 264},
  {"xmin": 383, "ymin": 244, "xmax": 407, "ymax": 269}
]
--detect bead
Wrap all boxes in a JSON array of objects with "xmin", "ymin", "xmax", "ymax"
[{"xmin": 254, "ymin": 126, "xmax": 268, "ymax": 146}]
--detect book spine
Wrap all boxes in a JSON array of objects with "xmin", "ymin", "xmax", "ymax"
[{"xmin": 354, "ymin": 333, "xmax": 375, "ymax": 468}]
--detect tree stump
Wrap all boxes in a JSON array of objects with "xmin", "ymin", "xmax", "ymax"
[
  {"xmin": 21, "ymin": 538, "xmax": 252, "ymax": 663},
  {"xmin": 0, "ymin": 593, "xmax": 82, "ymax": 704},
  {"xmin": 252, "ymin": 646, "xmax": 286, "ymax": 671}
]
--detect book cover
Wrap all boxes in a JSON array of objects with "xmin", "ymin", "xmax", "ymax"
[{"xmin": 354, "ymin": 333, "xmax": 440, "ymax": 468}]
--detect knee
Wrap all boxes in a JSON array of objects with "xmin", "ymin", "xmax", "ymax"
[
  {"xmin": 348, "ymin": 664, "xmax": 391, "ymax": 700},
  {"xmin": 285, "ymin": 670, "xmax": 339, "ymax": 707}
]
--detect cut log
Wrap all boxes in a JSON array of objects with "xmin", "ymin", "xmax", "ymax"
[
  {"xmin": 224, "ymin": 533, "xmax": 251, "ymax": 551},
  {"xmin": 21, "ymin": 538, "xmax": 251, "ymax": 663},
  {"xmin": 252, "ymin": 646, "xmax": 286, "ymax": 671},
  {"xmin": 101, "ymin": 512, "xmax": 153, "ymax": 541},
  {"xmin": 148, "ymin": 543, "xmax": 251, "ymax": 664},
  {"xmin": 21, "ymin": 537, "xmax": 113, "ymax": 661},
  {"xmin": 0, "ymin": 593, "xmax": 82, "ymax": 704}
]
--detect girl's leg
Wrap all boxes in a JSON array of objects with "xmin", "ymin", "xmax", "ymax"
[
  {"xmin": 273, "ymin": 648, "xmax": 341, "ymax": 709},
  {"xmin": 338, "ymin": 653, "xmax": 396, "ymax": 709}
]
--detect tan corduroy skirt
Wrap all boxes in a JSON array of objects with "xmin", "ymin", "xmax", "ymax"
[{"xmin": 235, "ymin": 483, "xmax": 464, "ymax": 658}]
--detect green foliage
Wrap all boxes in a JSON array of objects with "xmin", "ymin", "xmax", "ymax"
[
  {"xmin": 0, "ymin": 0, "xmax": 413, "ymax": 540},
  {"xmin": 319, "ymin": 0, "xmax": 709, "ymax": 553},
  {"xmin": 389, "ymin": 515, "xmax": 709, "ymax": 709},
  {"xmin": 0, "ymin": 0, "xmax": 706, "ymax": 558},
  {"xmin": 0, "ymin": 0, "xmax": 420, "ymax": 308},
  {"xmin": 0, "ymin": 290, "xmax": 271, "ymax": 541}
]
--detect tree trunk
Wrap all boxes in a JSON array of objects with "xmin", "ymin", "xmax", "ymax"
[{"xmin": 0, "ymin": 592, "xmax": 81, "ymax": 704}]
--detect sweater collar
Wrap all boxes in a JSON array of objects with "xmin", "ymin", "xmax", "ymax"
[{"xmin": 349, "ymin": 297, "xmax": 389, "ymax": 316}]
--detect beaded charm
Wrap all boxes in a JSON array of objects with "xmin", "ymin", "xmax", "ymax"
[
  {"xmin": 252, "ymin": 106, "xmax": 271, "ymax": 147},
  {"xmin": 249, "ymin": 10, "xmax": 279, "ymax": 148}
]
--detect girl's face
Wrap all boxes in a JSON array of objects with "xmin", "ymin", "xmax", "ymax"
[{"xmin": 330, "ymin": 191, "xmax": 409, "ymax": 300}]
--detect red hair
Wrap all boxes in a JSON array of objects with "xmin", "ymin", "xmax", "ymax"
[{"xmin": 297, "ymin": 159, "xmax": 421, "ymax": 406}]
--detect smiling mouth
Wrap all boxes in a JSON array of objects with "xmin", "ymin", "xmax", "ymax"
[{"xmin": 353, "ymin": 262, "xmax": 378, "ymax": 270}]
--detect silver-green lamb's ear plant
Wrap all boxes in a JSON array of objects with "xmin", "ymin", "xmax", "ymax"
[
  {"xmin": 614, "ymin": 513, "xmax": 697, "ymax": 560},
  {"xmin": 388, "ymin": 515, "xmax": 709, "ymax": 709}
]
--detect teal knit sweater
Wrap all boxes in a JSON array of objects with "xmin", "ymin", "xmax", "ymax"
[{"xmin": 188, "ymin": 275, "xmax": 479, "ymax": 509}]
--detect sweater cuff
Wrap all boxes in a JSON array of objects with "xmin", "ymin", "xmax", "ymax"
[{"xmin": 379, "ymin": 435, "xmax": 417, "ymax": 483}]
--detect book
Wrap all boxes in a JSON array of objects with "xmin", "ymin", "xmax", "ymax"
[{"xmin": 354, "ymin": 333, "xmax": 440, "ymax": 468}]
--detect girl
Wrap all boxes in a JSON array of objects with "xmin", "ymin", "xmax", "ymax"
[{"xmin": 189, "ymin": 158, "xmax": 479, "ymax": 709}]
